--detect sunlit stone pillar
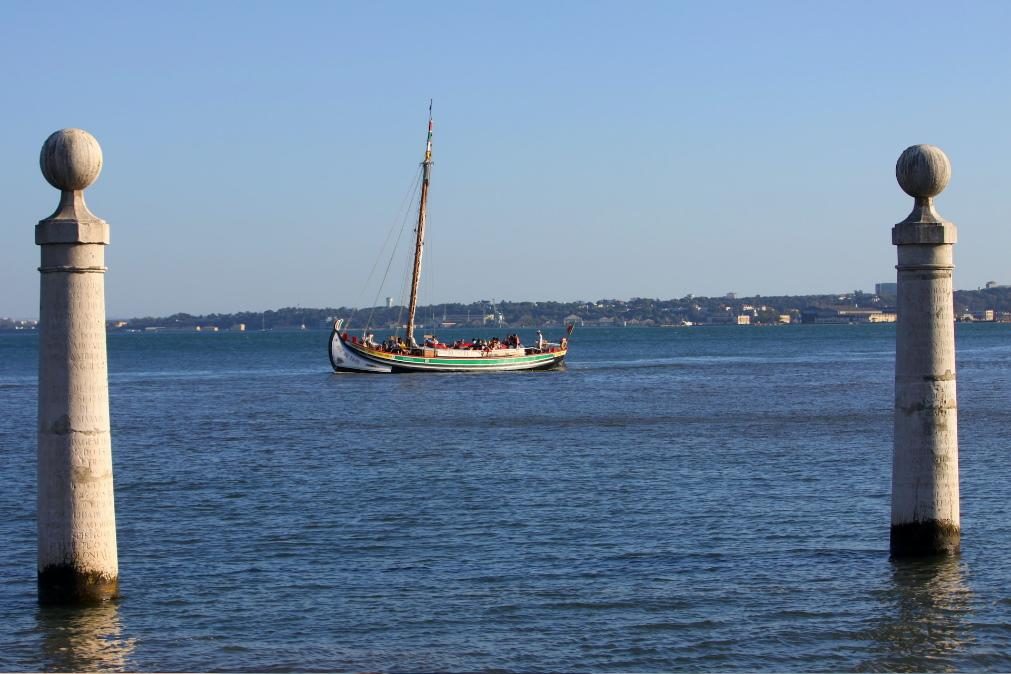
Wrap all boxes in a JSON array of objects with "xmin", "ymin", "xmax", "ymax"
[
  {"xmin": 36, "ymin": 129, "xmax": 118, "ymax": 603},
  {"xmin": 890, "ymin": 144, "xmax": 960, "ymax": 557}
]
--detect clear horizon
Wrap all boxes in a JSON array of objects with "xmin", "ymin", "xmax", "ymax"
[{"xmin": 3, "ymin": 1, "xmax": 1010, "ymax": 319}]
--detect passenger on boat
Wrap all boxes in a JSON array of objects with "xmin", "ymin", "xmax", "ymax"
[
  {"xmin": 364, "ymin": 333, "xmax": 377, "ymax": 348},
  {"xmin": 536, "ymin": 330, "xmax": 545, "ymax": 350}
]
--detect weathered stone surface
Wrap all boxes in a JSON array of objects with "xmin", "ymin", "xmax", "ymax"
[
  {"xmin": 36, "ymin": 218, "xmax": 110, "ymax": 246},
  {"xmin": 40, "ymin": 129, "xmax": 103, "ymax": 192},
  {"xmin": 36, "ymin": 129, "xmax": 118, "ymax": 604},
  {"xmin": 895, "ymin": 145, "xmax": 954, "ymax": 227},
  {"xmin": 896, "ymin": 144, "xmax": 950, "ymax": 199},
  {"xmin": 891, "ymin": 145, "xmax": 960, "ymax": 558},
  {"xmin": 892, "ymin": 222, "xmax": 956, "ymax": 246},
  {"xmin": 890, "ymin": 520, "xmax": 961, "ymax": 558},
  {"xmin": 37, "ymin": 564, "xmax": 118, "ymax": 605}
]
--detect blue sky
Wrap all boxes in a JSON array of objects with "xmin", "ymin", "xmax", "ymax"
[{"xmin": 2, "ymin": 1, "xmax": 1010, "ymax": 318}]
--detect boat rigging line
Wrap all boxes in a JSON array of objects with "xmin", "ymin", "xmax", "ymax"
[{"xmin": 350, "ymin": 166, "xmax": 424, "ymax": 334}]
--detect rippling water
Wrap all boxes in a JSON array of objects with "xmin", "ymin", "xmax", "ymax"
[{"xmin": 1, "ymin": 325, "xmax": 1011, "ymax": 671}]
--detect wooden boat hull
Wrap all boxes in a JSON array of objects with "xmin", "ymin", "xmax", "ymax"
[{"xmin": 329, "ymin": 325, "xmax": 566, "ymax": 374}]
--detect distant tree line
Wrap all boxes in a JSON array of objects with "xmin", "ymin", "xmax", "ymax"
[{"xmin": 99, "ymin": 286, "xmax": 1011, "ymax": 331}]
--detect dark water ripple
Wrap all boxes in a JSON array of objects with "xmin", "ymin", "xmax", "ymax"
[{"xmin": 1, "ymin": 325, "xmax": 1011, "ymax": 671}]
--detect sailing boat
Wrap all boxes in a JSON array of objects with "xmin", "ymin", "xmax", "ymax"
[{"xmin": 329, "ymin": 107, "xmax": 571, "ymax": 373}]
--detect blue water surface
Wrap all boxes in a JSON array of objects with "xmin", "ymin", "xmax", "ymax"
[{"xmin": 1, "ymin": 324, "xmax": 1010, "ymax": 672}]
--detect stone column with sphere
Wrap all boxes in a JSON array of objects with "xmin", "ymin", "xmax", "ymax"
[
  {"xmin": 890, "ymin": 144, "xmax": 960, "ymax": 557},
  {"xmin": 36, "ymin": 129, "xmax": 119, "ymax": 603}
]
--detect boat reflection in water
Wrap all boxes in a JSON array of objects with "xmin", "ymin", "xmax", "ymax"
[
  {"xmin": 36, "ymin": 602, "xmax": 134, "ymax": 671},
  {"xmin": 861, "ymin": 557, "xmax": 974, "ymax": 671}
]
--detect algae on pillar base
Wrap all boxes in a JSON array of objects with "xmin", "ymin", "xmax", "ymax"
[
  {"xmin": 36, "ymin": 128, "xmax": 119, "ymax": 603},
  {"xmin": 890, "ymin": 144, "xmax": 960, "ymax": 558}
]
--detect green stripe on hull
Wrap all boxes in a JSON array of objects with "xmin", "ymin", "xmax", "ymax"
[
  {"xmin": 390, "ymin": 357, "xmax": 564, "ymax": 372},
  {"xmin": 389, "ymin": 355, "xmax": 565, "ymax": 373}
]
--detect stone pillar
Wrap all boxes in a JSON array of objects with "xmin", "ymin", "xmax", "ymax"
[
  {"xmin": 890, "ymin": 144, "xmax": 960, "ymax": 557},
  {"xmin": 36, "ymin": 129, "xmax": 118, "ymax": 603}
]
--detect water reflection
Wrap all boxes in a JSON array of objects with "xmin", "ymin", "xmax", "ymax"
[
  {"xmin": 36, "ymin": 601, "xmax": 135, "ymax": 672},
  {"xmin": 860, "ymin": 556, "xmax": 974, "ymax": 672}
]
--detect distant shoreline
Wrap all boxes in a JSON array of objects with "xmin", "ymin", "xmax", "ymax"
[{"xmin": 4, "ymin": 286, "xmax": 1010, "ymax": 332}]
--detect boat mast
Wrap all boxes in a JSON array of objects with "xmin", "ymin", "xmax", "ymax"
[{"xmin": 405, "ymin": 101, "xmax": 433, "ymax": 347}]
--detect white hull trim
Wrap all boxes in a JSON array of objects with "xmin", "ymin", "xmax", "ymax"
[{"xmin": 329, "ymin": 323, "xmax": 392, "ymax": 373}]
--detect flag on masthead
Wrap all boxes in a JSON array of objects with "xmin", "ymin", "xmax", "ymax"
[{"xmin": 425, "ymin": 100, "xmax": 433, "ymax": 162}]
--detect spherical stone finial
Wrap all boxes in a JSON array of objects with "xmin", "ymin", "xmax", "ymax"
[
  {"xmin": 896, "ymin": 144, "xmax": 950, "ymax": 199},
  {"xmin": 40, "ymin": 129, "xmax": 103, "ymax": 191}
]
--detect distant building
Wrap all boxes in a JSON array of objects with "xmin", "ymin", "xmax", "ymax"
[
  {"xmin": 735, "ymin": 315, "xmax": 751, "ymax": 325},
  {"xmin": 802, "ymin": 311, "xmax": 849, "ymax": 324},
  {"xmin": 802, "ymin": 306, "xmax": 892, "ymax": 324},
  {"xmin": 385, "ymin": 296, "xmax": 393, "ymax": 308},
  {"xmin": 837, "ymin": 308, "xmax": 887, "ymax": 323},
  {"xmin": 875, "ymin": 282, "xmax": 898, "ymax": 296},
  {"xmin": 961, "ymin": 310, "xmax": 996, "ymax": 322}
]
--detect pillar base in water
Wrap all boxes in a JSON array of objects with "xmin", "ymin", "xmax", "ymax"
[
  {"xmin": 890, "ymin": 520, "xmax": 960, "ymax": 558},
  {"xmin": 38, "ymin": 565, "xmax": 118, "ymax": 605}
]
